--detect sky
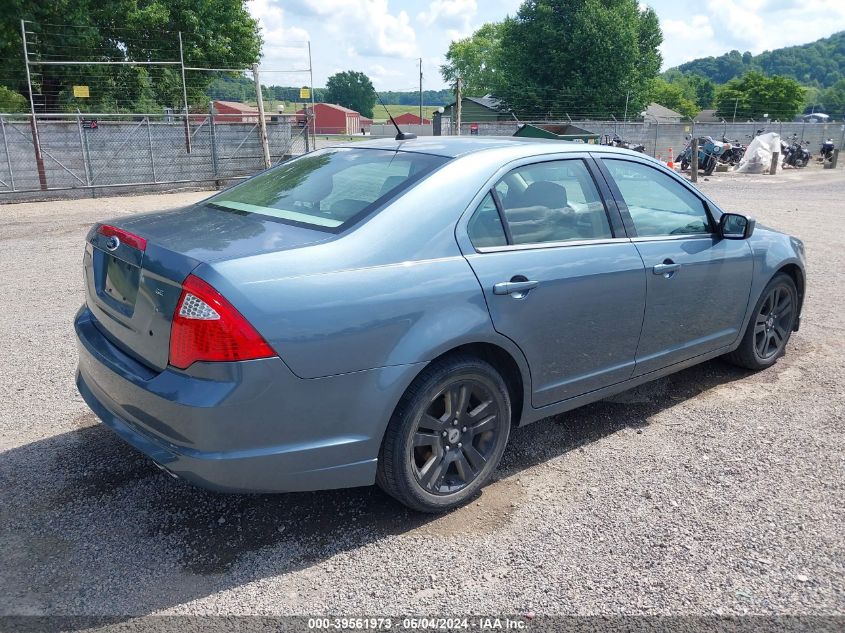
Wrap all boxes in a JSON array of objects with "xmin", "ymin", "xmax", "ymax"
[{"xmin": 248, "ymin": 0, "xmax": 845, "ymax": 91}]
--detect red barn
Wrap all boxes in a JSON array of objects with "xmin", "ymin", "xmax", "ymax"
[
  {"xmin": 298, "ymin": 103, "xmax": 366, "ymax": 134},
  {"xmin": 211, "ymin": 101, "xmax": 259, "ymax": 123},
  {"xmin": 392, "ymin": 112, "xmax": 431, "ymax": 125}
]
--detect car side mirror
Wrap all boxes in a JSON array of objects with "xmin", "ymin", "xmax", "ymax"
[{"xmin": 719, "ymin": 213, "xmax": 755, "ymax": 239}]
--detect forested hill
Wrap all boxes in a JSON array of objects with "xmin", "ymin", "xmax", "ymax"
[
  {"xmin": 206, "ymin": 75, "xmax": 453, "ymax": 106},
  {"xmin": 673, "ymin": 31, "xmax": 845, "ymax": 87}
]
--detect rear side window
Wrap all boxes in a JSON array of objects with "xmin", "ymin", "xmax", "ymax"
[
  {"xmin": 493, "ymin": 159, "xmax": 612, "ymax": 245},
  {"xmin": 467, "ymin": 192, "xmax": 507, "ymax": 248},
  {"xmin": 207, "ymin": 148, "xmax": 448, "ymax": 232},
  {"xmin": 603, "ymin": 159, "xmax": 711, "ymax": 237}
]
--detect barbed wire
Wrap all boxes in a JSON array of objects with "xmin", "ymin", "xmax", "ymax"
[
  {"xmin": 3, "ymin": 21, "xmax": 314, "ymax": 114},
  {"xmin": 4, "ymin": 21, "xmax": 835, "ymax": 120}
]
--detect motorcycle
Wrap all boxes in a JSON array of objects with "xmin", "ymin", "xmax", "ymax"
[
  {"xmin": 819, "ymin": 138, "xmax": 835, "ymax": 164},
  {"xmin": 609, "ymin": 134, "xmax": 646, "ymax": 153},
  {"xmin": 677, "ymin": 135, "xmax": 728, "ymax": 176},
  {"xmin": 719, "ymin": 136, "xmax": 746, "ymax": 166},
  {"xmin": 781, "ymin": 134, "xmax": 811, "ymax": 168}
]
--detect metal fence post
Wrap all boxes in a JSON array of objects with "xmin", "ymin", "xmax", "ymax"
[
  {"xmin": 691, "ymin": 137, "xmax": 698, "ymax": 183},
  {"xmin": 208, "ymin": 102, "xmax": 218, "ymax": 178},
  {"xmin": 146, "ymin": 116, "xmax": 157, "ymax": 183},
  {"xmin": 178, "ymin": 32, "xmax": 192, "ymax": 154},
  {"xmin": 81, "ymin": 118, "xmax": 93, "ymax": 187},
  {"xmin": 653, "ymin": 121, "xmax": 659, "ymax": 157},
  {"xmin": 76, "ymin": 110, "xmax": 91, "ymax": 186},
  {"xmin": 0, "ymin": 116, "xmax": 15, "ymax": 190},
  {"xmin": 21, "ymin": 20, "xmax": 47, "ymax": 190}
]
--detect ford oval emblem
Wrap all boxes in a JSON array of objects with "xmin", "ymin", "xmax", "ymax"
[{"xmin": 105, "ymin": 235, "xmax": 120, "ymax": 251}]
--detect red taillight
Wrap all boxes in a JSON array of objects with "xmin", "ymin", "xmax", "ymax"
[
  {"xmin": 169, "ymin": 274, "xmax": 275, "ymax": 369},
  {"xmin": 97, "ymin": 224, "xmax": 147, "ymax": 251}
]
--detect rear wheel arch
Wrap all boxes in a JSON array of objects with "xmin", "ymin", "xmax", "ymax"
[
  {"xmin": 439, "ymin": 343, "xmax": 525, "ymax": 426},
  {"xmin": 393, "ymin": 342, "xmax": 528, "ymax": 430}
]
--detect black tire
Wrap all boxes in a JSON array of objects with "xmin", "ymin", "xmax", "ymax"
[
  {"xmin": 725, "ymin": 273, "xmax": 798, "ymax": 370},
  {"xmin": 704, "ymin": 156, "xmax": 717, "ymax": 176},
  {"xmin": 681, "ymin": 159, "xmax": 690, "ymax": 171},
  {"xmin": 376, "ymin": 355, "xmax": 512, "ymax": 513}
]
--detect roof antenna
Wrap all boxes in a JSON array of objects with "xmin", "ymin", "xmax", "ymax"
[{"xmin": 375, "ymin": 90, "xmax": 416, "ymax": 141}]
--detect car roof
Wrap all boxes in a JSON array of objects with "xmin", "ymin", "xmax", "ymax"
[{"xmin": 327, "ymin": 136, "xmax": 648, "ymax": 159}]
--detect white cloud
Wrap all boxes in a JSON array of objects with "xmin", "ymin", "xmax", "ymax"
[
  {"xmin": 250, "ymin": 0, "xmax": 311, "ymax": 78},
  {"xmin": 418, "ymin": 0, "xmax": 478, "ymax": 29},
  {"xmin": 272, "ymin": 0, "xmax": 418, "ymax": 58},
  {"xmin": 418, "ymin": 0, "xmax": 480, "ymax": 42},
  {"xmin": 661, "ymin": 0, "xmax": 845, "ymax": 68},
  {"xmin": 660, "ymin": 14, "xmax": 716, "ymax": 63}
]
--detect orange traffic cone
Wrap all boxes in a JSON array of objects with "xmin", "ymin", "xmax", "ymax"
[{"xmin": 667, "ymin": 147, "xmax": 675, "ymax": 169}]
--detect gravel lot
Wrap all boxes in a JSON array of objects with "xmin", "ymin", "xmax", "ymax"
[{"xmin": 0, "ymin": 165, "xmax": 843, "ymax": 618}]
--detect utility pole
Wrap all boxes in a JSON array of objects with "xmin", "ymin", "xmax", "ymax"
[
  {"xmin": 252, "ymin": 64, "xmax": 271, "ymax": 169},
  {"xmin": 623, "ymin": 90, "xmax": 630, "ymax": 122},
  {"xmin": 178, "ymin": 31, "xmax": 192, "ymax": 154},
  {"xmin": 455, "ymin": 77, "xmax": 462, "ymax": 136},
  {"xmin": 732, "ymin": 98, "xmax": 739, "ymax": 124},
  {"xmin": 419, "ymin": 57, "xmax": 423, "ymax": 124}
]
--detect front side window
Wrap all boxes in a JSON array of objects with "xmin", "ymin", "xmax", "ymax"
[
  {"xmin": 207, "ymin": 148, "xmax": 448, "ymax": 232},
  {"xmin": 602, "ymin": 159, "xmax": 711, "ymax": 237},
  {"xmin": 494, "ymin": 159, "xmax": 612, "ymax": 245}
]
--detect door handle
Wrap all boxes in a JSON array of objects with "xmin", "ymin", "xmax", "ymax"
[
  {"xmin": 653, "ymin": 262, "xmax": 681, "ymax": 276},
  {"xmin": 493, "ymin": 280, "xmax": 539, "ymax": 296}
]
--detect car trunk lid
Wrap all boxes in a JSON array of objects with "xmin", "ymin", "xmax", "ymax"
[{"xmin": 83, "ymin": 203, "xmax": 333, "ymax": 372}]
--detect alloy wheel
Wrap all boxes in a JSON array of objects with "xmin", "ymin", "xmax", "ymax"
[
  {"xmin": 410, "ymin": 379, "xmax": 502, "ymax": 495},
  {"xmin": 754, "ymin": 285, "xmax": 795, "ymax": 359}
]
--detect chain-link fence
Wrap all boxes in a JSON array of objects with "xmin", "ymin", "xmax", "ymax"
[
  {"xmin": 0, "ymin": 112, "xmax": 311, "ymax": 201},
  {"xmin": 463, "ymin": 119, "xmax": 845, "ymax": 163},
  {"xmin": 0, "ymin": 18, "xmax": 317, "ymax": 201}
]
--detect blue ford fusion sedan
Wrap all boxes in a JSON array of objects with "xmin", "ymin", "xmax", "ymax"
[{"xmin": 75, "ymin": 137, "xmax": 805, "ymax": 512}]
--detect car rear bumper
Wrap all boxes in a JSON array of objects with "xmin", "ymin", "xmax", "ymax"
[{"xmin": 74, "ymin": 305, "xmax": 423, "ymax": 493}]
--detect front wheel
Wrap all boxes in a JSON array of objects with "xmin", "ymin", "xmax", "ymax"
[
  {"xmin": 377, "ymin": 355, "xmax": 512, "ymax": 513},
  {"xmin": 725, "ymin": 273, "xmax": 798, "ymax": 370},
  {"xmin": 703, "ymin": 156, "xmax": 717, "ymax": 176}
]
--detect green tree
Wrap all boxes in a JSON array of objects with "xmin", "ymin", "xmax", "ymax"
[
  {"xmin": 675, "ymin": 31, "xmax": 845, "ymax": 88},
  {"xmin": 660, "ymin": 71, "xmax": 715, "ymax": 110},
  {"xmin": 440, "ymin": 22, "xmax": 505, "ymax": 96},
  {"xmin": 648, "ymin": 78, "xmax": 699, "ymax": 119},
  {"xmin": 715, "ymin": 72, "xmax": 805, "ymax": 121},
  {"xmin": 325, "ymin": 71, "xmax": 375, "ymax": 118},
  {"xmin": 492, "ymin": 0, "xmax": 663, "ymax": 119},
  {"xmin": 0, "ymin": 86, "xmax": 27, "ymax": 111},
  {"xmin": 0, "ymin": 0, "xmax": 260, "ymax": 113},
  {"xmin": 820, "ymin": 79, "xmax": 845, "ymax": 117},
  {"xmin": 684, "ymin": 74, "xmax": 716, "ymax": 109}
]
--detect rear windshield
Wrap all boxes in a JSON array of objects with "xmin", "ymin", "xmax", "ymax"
[{"xmin": 206, "ymin": 147, "xmax": 449, "ymax": 232}]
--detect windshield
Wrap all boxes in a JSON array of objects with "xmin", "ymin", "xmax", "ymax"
[{"xmin": 207, "ymin": 148, "xmax": 449, "ymax": 232}]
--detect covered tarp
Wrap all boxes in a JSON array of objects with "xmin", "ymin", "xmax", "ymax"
[{"xmin": 735, "ymin": 132, "xmax": 781, "ymax": 174}]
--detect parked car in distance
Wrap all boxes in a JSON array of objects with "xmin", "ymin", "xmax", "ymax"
[{"xmin": 75, "ymin": 137, "xmax": 806, "ymax": 512}]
